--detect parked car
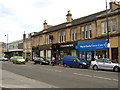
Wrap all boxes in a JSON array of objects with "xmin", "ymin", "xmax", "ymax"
[
  {"xmin": 34, "ymin": 57, "xmax": 49, "ymax": 65},
  {"xmin": 62, "ymin": 55, "xmax": 90, "ymax": 68},
  {"xmin": 11, "ymin": 56, "xmax": 26, "ymax": 64},
  {"xmin": 91, "ymin": 58, "xmax": 120, "ymax": 72},
  {"xmin": 0, "ymin": 56, "xmax": 8, "ymax": 61}
]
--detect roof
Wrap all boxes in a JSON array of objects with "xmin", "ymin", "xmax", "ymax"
[{"xmin": 32, "ymin": 8, "xmax": 120, "ymax": 37}]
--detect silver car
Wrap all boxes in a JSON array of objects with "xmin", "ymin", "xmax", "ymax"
[
  {"xmin": 91, "ymin": 58, "xmax": 120, "ymax": 72},
  {"xmin": 0, "ymin": 56, "xmax": 8, "ymax": 61}
]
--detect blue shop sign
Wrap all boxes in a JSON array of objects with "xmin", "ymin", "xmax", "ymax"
[{"xmin": 76, "ymin": 39, "xmax": 108, "ymax": 51}]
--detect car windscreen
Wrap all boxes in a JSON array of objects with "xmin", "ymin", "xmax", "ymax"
[
  {"xmin": 74, "ymin": 58, "xmax": 83, "ymax": 62},
  {"xmin": 17, "ymin": 57, "xmax": 23, "ymax": 59},
  {"xmin": 40, "ymin": 58, "xmax": 46, "ymax": 61}
]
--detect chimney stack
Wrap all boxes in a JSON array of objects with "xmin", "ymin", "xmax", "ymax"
[
  {"xmin": 43, "ymin": 20, "xmax": 48, "ymax": 30},
  {"xmin": 23, "ymin": 31, "xmax": 26, "ymax": 41},
  {"xmin": 110, "ymin": 0, "xmax": 120, "ymax": 10},
  {"xmin": 66, "ymin": 10, "xmax": 73, "ymax": 23}
]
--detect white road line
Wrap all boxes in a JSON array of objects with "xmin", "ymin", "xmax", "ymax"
[{"xmin": 74, "ymin": 73, "xmax": 118, "ymax": 81}]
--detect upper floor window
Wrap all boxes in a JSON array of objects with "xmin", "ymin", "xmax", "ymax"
[
  {"xmin": 71, "ymin": 28, "xmax": 77, "ymax": 41},
  {"xmin": 112, "ymin": 19, "xmax": 116, "ymax": 32},
  {"xmin": 89, "ymin": 25, "xmax": 92, "ymax": 38},
  {"xmin": 34, "ymin": 37, "xmax": 37, "ymax": 46},
  {"xmin": 81, "ymin": 26, "xmax": 85, "ymax": 40},
  {"xmin": 101, "ymin": 21, "xmax": 107, "ymax": 34},
  {"xmin": 46, "ymin": 35, "xmax": 51, "ymax": 44},
  {"xmin": 81, "ymin": 25, "xmax": 92, "ymax": 40},
  {"xmin": 40, "ymin": 36, "xmax": 43, "ymax": 45},
  {"xmin": 85, "ymin": 26, "xmax": 88, "ymax": 39},
  {"xmin": 58, "ymin": 31, "xmax": 66, "ymax": 43}
]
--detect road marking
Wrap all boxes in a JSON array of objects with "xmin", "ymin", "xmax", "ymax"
[{"xmin": 73, "ymin": 73, "xmax": 118, "ymax": 81}]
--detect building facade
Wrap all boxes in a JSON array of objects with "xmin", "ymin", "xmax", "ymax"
[
  {"xmin": 4, "ymin": 40, "xmax": 23, "ymax": 58},
  {"xmin": 0, "ymin": 42, "xmax": 6, "ymax": 56},
  {"xmin": 31, "ymin": 1, "xmax": 120, "ymax": 63}
]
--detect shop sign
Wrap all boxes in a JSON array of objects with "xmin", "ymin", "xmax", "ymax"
[
  {"xmin": 24, "ymin": 50, "xmax": 31, "ymax": 53},
  {"xmin": 76, "ymin": 39, "xmax": 108, "ymax": 51},
  {"xmin": 60, "ymin": 44, "xmax": 74, "ymax": 48}
]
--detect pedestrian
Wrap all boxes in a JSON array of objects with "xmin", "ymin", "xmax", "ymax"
[{"xmin": 51, "ymin": 56, "xmax": 55, "ymax": 66}]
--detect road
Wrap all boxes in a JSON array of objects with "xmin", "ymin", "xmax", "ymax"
[{"xmin": 1, "ymin": 61, "xmax": 119, "ymax": 88}]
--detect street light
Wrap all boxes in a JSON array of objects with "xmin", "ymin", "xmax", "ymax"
[
  {"xmin": 5, "ymin": 34, "xmax": 8, "ymax": 57},
  {"xmin": 106, "ymin": 0, "xmax": 110, "ymax": 58}
]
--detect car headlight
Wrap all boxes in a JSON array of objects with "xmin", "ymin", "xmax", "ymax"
[
  {"xmin": 42, "ymin": 61, "xmax": 45, "ymax": 62},
  {"xmin": 83, "ymin": 62, "xmax": 86, "ymax": 65}
]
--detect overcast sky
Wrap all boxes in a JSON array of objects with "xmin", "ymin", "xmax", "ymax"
[{"xmin": 0, "ymin": 0, "xmax": 112, "ymax": 43}]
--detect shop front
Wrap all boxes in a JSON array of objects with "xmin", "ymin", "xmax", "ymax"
[
  {"xmin": 76, "ymin": 39, "xmax": 108, "ymax": 62},
  {"xmin": 39, "ymin": 44, "xmax": 52, "ymax": 60},
  {"xmin": 32, "ymin": 46, "xmax": 39, "ymax": 60},
  {"xmin": 24, "ymin": 49, "xmax": 32, "ymax": 61},
  {"xmin": 52, "ymin": 41, "xmax": 77, "ymax": 62}
]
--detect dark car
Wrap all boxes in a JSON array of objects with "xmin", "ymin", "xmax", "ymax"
[{"xmin": 34, "ymin": 57, "xmax": 49, "ymax": 65}]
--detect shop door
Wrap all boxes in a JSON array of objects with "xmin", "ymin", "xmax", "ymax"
[{"xmin": 112, "ymin": 48, "xmax": 118, "ymax": 61}]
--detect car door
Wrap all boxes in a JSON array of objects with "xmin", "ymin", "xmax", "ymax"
[
  {"xmin": 103, "ymin": 60, "xmax": 113, "ymax": 70},
  {"xmin": 96, "ymin": 59, "xmax": 104, "ymax": 69}
]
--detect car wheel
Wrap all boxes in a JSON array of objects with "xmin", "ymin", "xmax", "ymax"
[
  {"xmin": 93, "ymin": 65, "xmax": 98, "ymax": 70},
  {"xmin": 63, "ymin": 63, "xmax": 67, "ymax": 67},
  {"xmin": 79, "ymin": 64, "xmax": 83, "ymax": 69},
  {"xmin": 34, "ymin": 62, "xmax": 36, "ymax": 64},
  {"xmin": 69, "ymin": 66, "xmax": 72, "ymax": 68},
  {"xmin": 114, "ymin": 67, "xmax": 119, "ymax": 72}
]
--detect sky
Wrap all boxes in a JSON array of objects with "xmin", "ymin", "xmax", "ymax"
[{"xmin": 0, "ymin": 0, "xmax": 112, "ymax": 43}]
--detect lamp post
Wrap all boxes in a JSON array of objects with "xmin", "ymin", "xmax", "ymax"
[
  {"xmin": 106, "ymin": 0, "xmax": 110, "ymax": 59},
  {"xmin": 5, "ymin": 34, "xmax": 8, "ymax": 57}
]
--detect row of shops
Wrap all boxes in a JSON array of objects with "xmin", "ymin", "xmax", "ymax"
[{"xmin": 31, "ymin": 39, "xmax": 118, "ymax": 62}]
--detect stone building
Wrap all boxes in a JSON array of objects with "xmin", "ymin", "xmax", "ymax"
[
  {"xmin": 31, "ymin": 1, "xmax": 120, "ymax": 63},
  {"xmin": 0, "ymin": 42, "xmax": 6, "ymax": 56}
]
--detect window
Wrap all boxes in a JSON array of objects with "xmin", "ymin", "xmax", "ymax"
[
  {"xmin": 58, "ymin": 31, "xmax": 66, "ymax": 43},
  {"xmin": 89, "ymin": 25, "xmax": 92, "ymax": 38},
  {"xmin": 81, "ymin": 26, "xmax": 85, "ymax": 40},
  {"xmin": 96, "ymin": 59, "xmax": 104, "ymax": 62},
  {"xmin": 101, "ymin": 21, "xmax": 107, "ymax": 34},
  {"xmin": 34, "ymin": 37, "xmax": 37, "ymax": 46},
  {"xmin": 46, "ymin": 35, "xmax": 51, "ymax": 44},
  {"xmin": 85, "ymin": 26, "xmax": 88, "ymax": 39},
  {"xmin": 71, "ymin": 28, "xmax": 77, "ymax": 41},
  {"xmin": 40, "ymin": 36, "xmax": 43, "ymax": 45},
  {"xmin": 112, "ymin": 19, "xmax": 116, "ymax": 32}
]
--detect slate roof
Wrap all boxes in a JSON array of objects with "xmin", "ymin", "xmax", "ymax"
[{"xmin": 32, "ymin": 8, "xmax": 120, "ymax": 37}]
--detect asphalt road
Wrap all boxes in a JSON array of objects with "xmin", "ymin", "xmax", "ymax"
[{"xmin": 1, "ymin": 61, "xmax": 119, "ymax": 88}]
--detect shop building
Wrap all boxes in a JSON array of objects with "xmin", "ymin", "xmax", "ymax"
[
  {"xmin": 52, "ymin": 41, "xmax": 77, "ymax": 60},
  {"xmin": 30, "ymin": 1, "xmax": 120, "ymax": 63},
  {"xmin": 76, "ymin": 39, "xmax": 108, "ymax": 62},
  {"xmin": 4, "ymin": 40, "xmax": 23, "ymax": 58}
]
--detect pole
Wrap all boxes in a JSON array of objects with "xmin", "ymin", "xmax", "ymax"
[
  {"xmin": 106, "ymin": 0, "xmax": 110, "ymax": 58},
  {"xmin": 7, "ymin": 34, "xmax": 8, "ymax": 52}
]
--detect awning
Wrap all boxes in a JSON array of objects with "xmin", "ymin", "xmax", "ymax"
[{"xmin": 76, "ymin": 39, "xmax": 108, "ymax": 51}]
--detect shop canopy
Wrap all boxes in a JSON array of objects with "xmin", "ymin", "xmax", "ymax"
[{"xmin": 76, "ymin": 39, "xmax": 108, "ymax": 51}]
